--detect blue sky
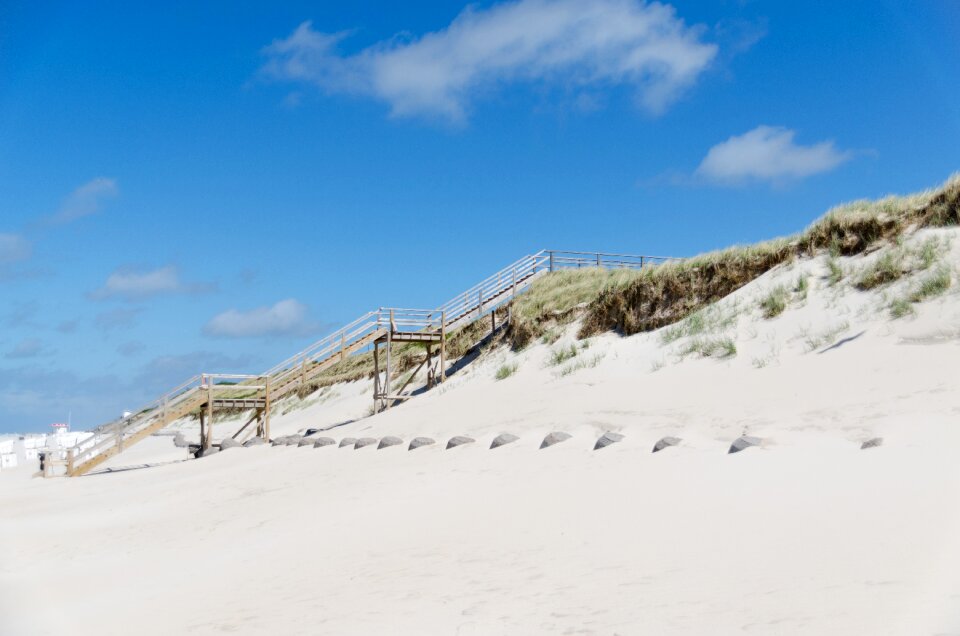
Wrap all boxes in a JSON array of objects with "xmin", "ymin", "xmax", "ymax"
[{"xmin": 1, "ymin": 1, "xmax": 958, "ymax": 433}]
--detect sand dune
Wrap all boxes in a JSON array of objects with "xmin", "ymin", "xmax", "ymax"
[{"xmin": 2, "ymin": 228, "xmax": 960, "ymax": 635}]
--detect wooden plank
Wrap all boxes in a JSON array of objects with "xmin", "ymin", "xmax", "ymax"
[{"xmin": 71, "ymin": 391, "xmax": 207, "ymax": 475}]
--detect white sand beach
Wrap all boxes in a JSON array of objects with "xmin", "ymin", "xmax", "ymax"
[{"xmin": 3, "ymin": 228, "xmax": 960, "ymax": 635}]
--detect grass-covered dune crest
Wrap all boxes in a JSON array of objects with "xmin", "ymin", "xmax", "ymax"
[{"xmin": 505, "ymin": 174, "xmax": 959, "ymax": 346}]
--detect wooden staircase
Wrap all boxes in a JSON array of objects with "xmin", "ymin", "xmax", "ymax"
[{"xmin": 58, "ymin": 250, "xmax": 676, "ymax": 476}]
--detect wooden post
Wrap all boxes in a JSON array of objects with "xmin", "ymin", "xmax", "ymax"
[
  {"xmin": 596, "ymin": 253, "xmax": 601, "ymax": 267},
  {"xmin": 300, "ymin": 357, "xmax": 307, "ymax": 388},
  {"xmin": 204, "ymin": 384, "xmax": 213, "ymax": 450},
  {"xmin": 263, "ymin": 376, "xmax": 271, "ymax": 441},
  {"xmin": 340, "ymin": 333, "xmax": 346, "ymax": 362},
  {"xmin": 549, "ymin": 251, "xmax": 554, "ymax": 271},
  {"xmin": 425, "ymin": 343, "xmax": 433, "ymax": 388},
  {"xmin": 440, "ymin": 311, "xmax": 446, "ymax": 384},
  {"xmin": 385, "ymin": 313, "xmax": 393, "ymax": 410},
  {"xmin": 373, "ymin": 340, "xmax": 381, "ymax": 413},
  {"xmin": 199, "ymin": 409, "xmax": 206, "ymax": 451},
  {"xmin": 512, "ymin": 268, "xmax": 517, "ymax": 298},
  {"xmin": 491, "ymin": 309, "xmax": 496, "ymax": 334},
  {"xmin": 478, "ymin": 289, "xmax": 483, "ymax": 316}
]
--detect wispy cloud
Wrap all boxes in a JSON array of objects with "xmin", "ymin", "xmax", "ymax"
[
  {"xmin": 0, "ymin": 233, "xmax": 31, "ymax": 264},
  {"xmin": 47, "ymin": 177, "xmax": 119, "ymax": 225},
  {"xmin": 57, "ymin": 320, "xmax": 79, "ymax": 334},
  {"xmin": 117, "ymin": 341, "xmax": 146, "ymax": 357},
  {"xmin": 260, "ymin": 0, "xmax": 718, "ymax": 122},
  {"xmin": 203, "ymin": 298, "xmax": 319, "ymax": 338},
  {"xmin": 3, "ymin": 301, "xmax": 40, "ymax": 329},
  {"xmin": 94, "ymin": 307, "xmax": 143, "ymax": 331},
  {"xmin": 89, "ymin": 265, "xmax": 216, "ymax": 301},
  {"xmin": 696, "ymin": 125, "xmax": 853, "ymax": 185},
  {"xmin": 5, "ymin": 338, "xmax": 45, "ymax": 360}
]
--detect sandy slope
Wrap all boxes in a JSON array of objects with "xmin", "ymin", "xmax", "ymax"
[{"xmin": 2, "ymin": 228, "xmax": 959, "ymax": 635}]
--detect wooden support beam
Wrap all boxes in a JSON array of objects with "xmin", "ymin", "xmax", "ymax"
[
  {"xmin": 385, "ymin": 311, "xmax": 393, "ymax": 410},
  {"xmin": 263, "ymin": 376, "xmax": 271, "ymax": 441},
  {"xmin": 204, "ymin": 384, "xmax": 213, "ymax": 450},
  {"xmin": 440, "ymin": 311, "xmax": 446, "ymax": 384},
  {"xmin": 199, "ymin": 409, "xmax": 206, "ymax": 451},
  {"xmin": 395, "ymin": 352, "xmax": 429, "ymax": 402},
  {"xmin": 373, "ymin": 340, "xmax": 381, "ymax": 414},
  {"xmin": 426, "ymin": 342, "xmax": 433, "ymax": 388},
  {"xmin": 232, "ymin": 409, "xmax": 261, "ymax": 440}
]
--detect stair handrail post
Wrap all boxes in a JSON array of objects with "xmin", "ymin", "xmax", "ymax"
[
  {"xmin": 385, "ymin": 318, "xmax": 392, "ymax": 409},
  {"xmin": 440, "ymin": 310, "xmax": 446, "ymax": 384},
  {"xmin": 549, "ymin": 251, "xmax": 555, "ymax": 272},
  {"xmin": 340, "ymin": 332, "xmax": 346, "ymax": 362},
  {"xmin": 512, "ymin": 268, "xmax": 517, "ymax": 298},
  {"xmin": 596, "ymin": 252, "xmax": 601, "ymax": 267},
  {"xmin": 263, "ymin": 375, "xmax": 271, "ymax": 441}
]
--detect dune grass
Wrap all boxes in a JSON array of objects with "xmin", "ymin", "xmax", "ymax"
[
  {"xmin": 909, "ymin": 267, "xmax": 952, "ymax": 302},
  {"xmin": 495, "ymin": 362, "xmax": 518, "ymax": 380},
  {"xmin": 571, "ymin": 174, "xmax": 959, "ymax": 340},
  {"xmin": 759, "ymin": 285, "xmax": 790, "ymax": 319},
  {"xmin": 889, "ymin": 298, "xmax": 915, "ymax": 319},
  {"xmin": 856, "ymin": 250, "xmax": 907, "ymax": 289},
  {"xmin": 548, "ymin": 344, "xmax": 579, "ymax": 366},
  {"xmin": 680, "ymin": 337, "xmax": 737, "ymax": 359}
]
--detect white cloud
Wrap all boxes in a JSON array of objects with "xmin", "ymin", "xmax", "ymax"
[
  {"xmin": 49, "ymin": 177, "xmax": 118, "ymax": 224},
  {"xmin": 0, "ymin": 233, "xmax": 31, "ymax": 264},
  {"xmin": 203, "ymin": 299, "xmax": 316, "ymax": 338},
  {"xmin": 696, "ymin": 125, "xmax": 852, "ymax": 184},
  {"xmin": 261, "ymin": 0, "xmax": 717, "ymax": 121},
  {"xmin": 90, "ymin": 265, "xmax": 215, "ymax": 301}
]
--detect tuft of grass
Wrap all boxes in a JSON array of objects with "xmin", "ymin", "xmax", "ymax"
[
  {"xmin": 548, "ymin": 344, "xmax": 578, "ymax": 366},
  {"xmin": 759, "ymin": 285, "xmax": 790, "ymax": 319},
  {"xmin": 659, "ymin": 303, "xmax": 739, "ymax": 345},
  {"xmin": 650, "ymin": 358, "xmax": 666, "ymax": 372},
  {"xmin": 856, "ymin": 250, "xmax": 907, "ymax": 290},
  {"xmin": 909, "ymin": 267, "xmax": 952, "ymax": 302},
  {"xmin": 803, "ymin": 322, "xmax": 850, "ymax": 352},
  {"xmin": 680, "ymin": 337, "xmax": 737, "ymax": 359},
  {"xmin": 916, "ymin": 237, "xmax": 941, "ymax": 270},
  {"xmin": 889, "ymin": 298, "xmax": 915, "ymax": 319},
  {"xmin": 495, "ymin": 362, "xmax": 518, "ymax": 380},
  {"xmin": 557, "ymin": 353, "xmax": 605, "ymax": 376},
  {"xmin": 825, "ymin": 258, "xmax": 844, "ymax": 286},
  {"xmin": 540, "ymin": 328, "xmax": 562, "ymax": 345},
  {"xmin": 794, "ymin": 274, "xmax": 809, "ymax": 296}
]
